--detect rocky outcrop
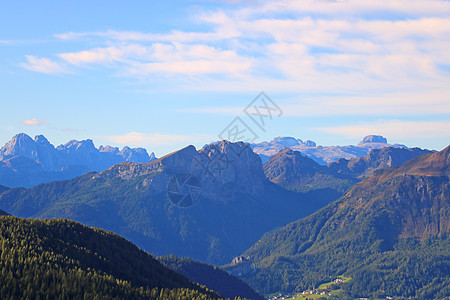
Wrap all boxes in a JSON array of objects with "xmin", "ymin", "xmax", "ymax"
[
  {"xmin": 359, "ymin": 134, "xmax": 387, "ymax": 144},
  {"xmin": 223, "ymin": 256, "xmax": 253, "ymax": 277}
]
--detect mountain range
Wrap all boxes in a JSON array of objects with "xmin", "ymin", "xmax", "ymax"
[
  {"xmin": 0, "ymin": 133, "xmax": 156, "ymax": 188},
  {"xmin": 264, "ymin": 146, "xmax": 433, "ymax": 193},
  {"xmin": 252, "ymin": 135, "xmax": 407, "ymax": 164},
  {"xmin": 0, "ymin": 133, "xmax": 417, "ymax": 189},
  {"xmin": 0, "ymin": 141, "xmax": 338, "ymax": 265},
  {"xmin": 238, "ymin": 145, "xmax": 450, "ymax": 299}
]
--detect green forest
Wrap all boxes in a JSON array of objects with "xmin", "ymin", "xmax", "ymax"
[{"xmin": 0, "ymin": 215, "xmax": 232, "ymax": 299}]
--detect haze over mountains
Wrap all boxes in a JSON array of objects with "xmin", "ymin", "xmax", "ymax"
[{"xmin": 0, "ymin": 133, "xmax": 156, "ymax": 188}]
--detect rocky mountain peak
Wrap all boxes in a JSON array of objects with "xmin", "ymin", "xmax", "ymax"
[
  {"xmin": 270, "ymin": 137, "xmax": 301, "ymax": 147},
  {"xmin": 99, "ymin": 145, "xmax": 119, "ymax": 154},
  {"xmin": 60, "ymin": 139, "xmax": 96, "ymax": 152},
  {"xmin": 0, "ymin": 134, "xmax": 156, "ymax": 187},
  {"xmin": 0, "ymin": 133, "xmax": 37, "ymax": 160},
  {"xmin": 34, "ymin": 135, "xmax": 51, "ymax": 146},
  {"xmin": 359, "ymin": 135, "xmax": 388, "ymax": 145},
  {"xmin": 119, "ymin": 146, "xmax": 150, "ymax": 163}
]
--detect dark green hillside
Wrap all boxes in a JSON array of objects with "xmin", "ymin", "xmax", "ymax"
[
  {"xmin": 240, "ymin": 146, "xmax": 450, "ymax": 299},
  {"xmin": 158, "ymin": 255, "xmax": 264, "ymax": 300},
  {"xmin": 0, "ymin": 209, "xmax": 8, "ymax": 216},
  {"xmin": 0, "ymin": 216, "xmax": 221, "ymax": 299}
]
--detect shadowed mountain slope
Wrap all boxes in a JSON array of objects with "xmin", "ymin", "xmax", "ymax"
[
  {"xmin": 240, "ymin": 146, "xmax": 450, "ymax": 299},
  {"xmin": 158, "ymin": 255, "xmax": 264, "ymax": 300}
]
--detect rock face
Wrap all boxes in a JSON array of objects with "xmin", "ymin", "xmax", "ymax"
[
  {"xmin": 359, "ymin": 134, "xmax": 387, "ymax": 144},
  {"xmin": 0, "ymin": 141, "xmax": 337, "ymax": 265},
  {"xmin": 223, "ymin": 256, "xmax": 253, "ymax": 277},
  {"xmin": 0, "ymin": 133, "xmax": 156, "ymax": 188},
  {"xmin": 252, "ymin": 135, "xmax": 406, "ymax": 165}
]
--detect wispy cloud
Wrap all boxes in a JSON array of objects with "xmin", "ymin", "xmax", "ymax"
[
  {"xmin": 20, "ymin": 55, "xmax": 69, "ymax": 74},
  {"xmin": 21, "ymin": 0, "xmax": 450, "ymax": 102},
  {"xmin": 20, "ymin": 118, "xmax": 49, "ymax": 126}
]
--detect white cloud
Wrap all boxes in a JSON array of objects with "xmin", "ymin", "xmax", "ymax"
[
  {"xmin": 24, "ymin": 0, "xmax": 450, "ymax": 101},
  {"xmin": 20, "ymin": 55, "xmax": 68, "ymax": 74},
  {"xmin": 243, "ymin": 0, "xmax": 450, "ymax": 17},
  {"xmin": 58, "ymin": 45, "xmax": 150, "ymax": 65},
  {"xmin": 56, "ymin": 43, "xmax": 252, "ymax": 77},
  {"xmin": 105, "ymin": 132, "xmax": 213, "ymax": 146},
  {"xmin": 317, "ymin": 120, "xmax": 450, "ymax": 139},
  {"xmin": 20, "ymin": 118, "xmax": 49, "ymax": 126}
]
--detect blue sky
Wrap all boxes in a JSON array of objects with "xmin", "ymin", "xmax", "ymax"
[{"xmin": 1, "ymin": 0, "xmax": 449, "ymax": 156}]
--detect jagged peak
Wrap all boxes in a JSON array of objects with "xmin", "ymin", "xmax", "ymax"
[
  {"xmin": 359, "ymin": 135, "xmax": 388, "ymax": 145},
  {"xmin": 9, "ymin": 133, "xmax": 34, "ymax": 144},
  {"xmin": 99, "ymin": 145, "xmax": 119, "ymax": 153},
  {"xmin": 34, "ymin": 135, "xmax": 51, "ymax": 146},
  {"xmin": 270, "ymin": 136, "xmax": 302, "ymax": 147},
  {"xmin": 60, "ymin": 139, "xmax": 96, "ymax": 150}
]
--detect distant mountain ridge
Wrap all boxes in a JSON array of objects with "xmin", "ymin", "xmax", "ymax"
[
  {"xmin": 252, "ymin": 135, "xmax": 408, "ymax": 165},
  {"xmin": 0, "ymin": 133, "xmax": 156, "ymax": 188},
  {"xmin": 239, "ymin": 145, "xmax": 450, "ymax": 299}
]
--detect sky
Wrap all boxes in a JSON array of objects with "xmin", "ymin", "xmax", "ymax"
[{"xmin": 1, "ymin": 0, "xmax": 449, "ymax": 156}]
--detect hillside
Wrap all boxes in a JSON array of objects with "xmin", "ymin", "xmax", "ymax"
[
  {"xmin": 240, "ymin": 146, "xmax": 450, "ymax": 299},
  {"xmin": 0, "ymin": 216, "xmax": 221, "ymax": 299},
  {"xmin": 0, "ymin": 141, "xmax": 338, "ymax": 265},
  {"xmin": 158, "ymin": 255, "xmax": 264, "ymax": 300}
]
